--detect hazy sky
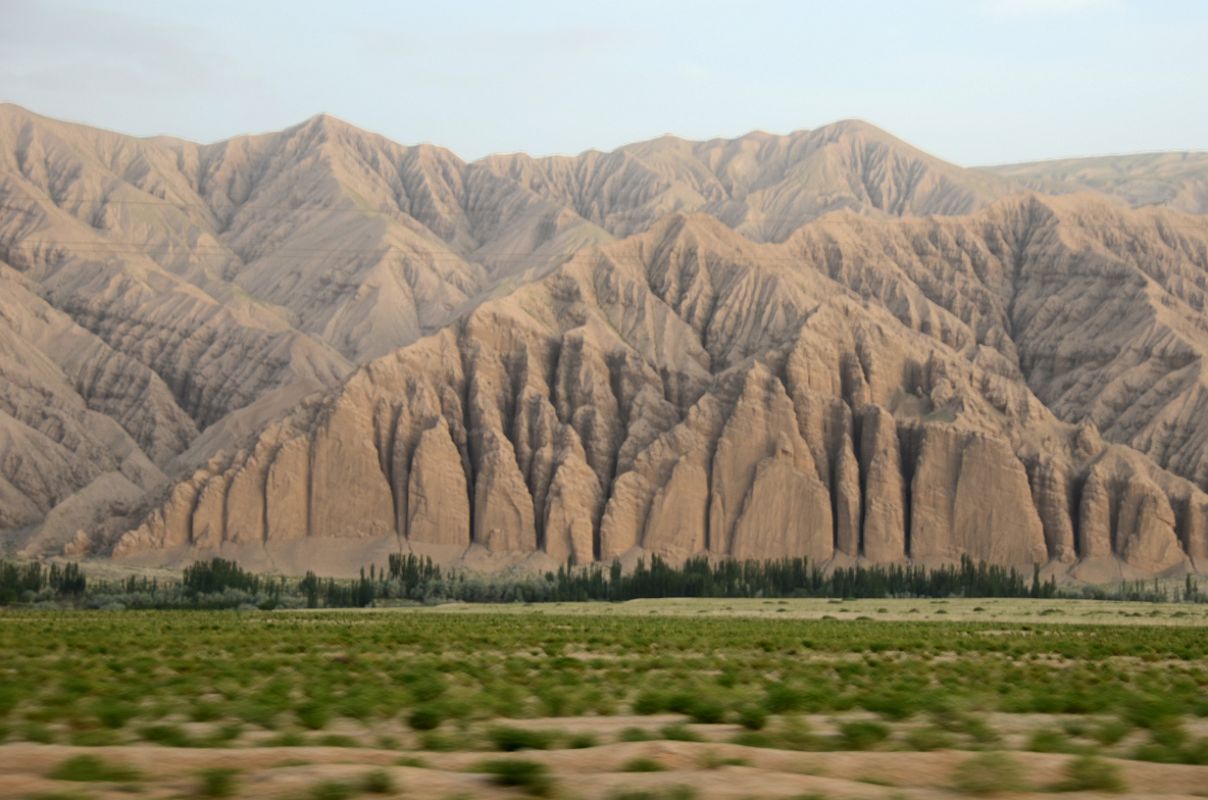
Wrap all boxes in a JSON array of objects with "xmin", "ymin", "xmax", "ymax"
[{"xmin": 2, "ymin": 0, "xmax": 1205, "ymax": 164}]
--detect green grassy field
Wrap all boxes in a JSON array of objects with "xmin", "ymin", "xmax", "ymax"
[{"xmin": 1, "ymin": 599, "xmax": 1206, "ymax": 798}]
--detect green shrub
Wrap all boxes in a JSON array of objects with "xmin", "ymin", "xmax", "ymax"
[
  {"xmin": 92, "ymin": 699, "xmax": 138, "ymax": 729},
  {"xmin": 763, "ymin": 684, "xmax": 805, "ymax": 713},
  {"xmin": 1092, "ymin": 718, "xmax": 1133, "ymax": 746},
  {"xmin": 661, "ymin": 723, "xmax": 702, "ymax": 742},
  {"xmin": 620, "ymin": 727, "xmax": 654, "ymax": 742},
  {"xmin": 862, "ymin": 690, "xmax": 919, "ymax": 720},
  {"xmin": 729, "ymin": 730, "xmax": 773, "ymax": 748},
  {"xmin": 407, "ymin": 704, "xmax": 444, "ymax": 731},
  {"xmin": 608, "ymin": 788, "xmax": 697, "ymax": 800},
  {"xmin": 419, "ymin": 730, "xmax": 462, "ymax": 751},
  {"xmin": 308, "ymin": 780, "xmax": 354, "ymax": 800},
  {"xmin": 190, "ymin": 701, "xmax": 222, "ymax": 722},
  {"xmin": 701, "ymin": 751, "xmax": 749, "ymax": 768},
  {"xmin": 139, "ymin": 723, "xmax": 192, "ymax": 747},
  {"xmin": 1027, "ymin": 728, "xmax": 1082, "ymax": 754},
  {"xmin": 264, "ymin": 731, "xmax": 306, "ymax": 747},
  {"xmin": 394, "ymin": 755, "xmax": 427, "ymax": 767},
  {"xmin": 360, "ymin": 769, "xmax": 396, "ymax": 793},
  {"xmin": 633, "ymin": 690, "xmax": 665, "ymax": 714},
  {"xmin": 68, "ymin": 728, "xmax": 121, "ymax": 747},
  {"xmin": 686, "ymin": 698, "xmax": 725, "ymax": 724},
  {"xmin": 48, "ymin": 755, "xmax": 142, "ymax": 782},
  {"xmin": 622, "ymin": 757, "xmax": 666, "ymax": 772},
  {"xmin": 1124, "ymin": 696, "xmax": 1180, "ymax": 729},
  {"xmin": 904, "ymin": 726, "xmax": 955, "ymax": 751},
  {"xmin": 951, "ymin": 752, "xmax": 1024, "ymax": 795},
  {"xmin": 737, "ymin": 705, "xmax": 767, "ymax": 730},
  {"xmin": 24, "ymin": 723, "xmax": 56, "ymax": 743},
  {"xmin": 567, "ymin": 732, "xmax": 598, "ymax": 748},
  {"xmin": 838, "ymin": 720, "xmax": 890, "ymax": 750},
  {"xmin": 318, "ymin": 734, "xmax": 359, "ymax": 747},
  {"xmin": 779, "ymin": 717, "xmax": 822, "ymax": 751},
  {"xmin": 488, "ymin": 725, "xmax": 554, "ymax": 751},
  {"xmin": 476, "ymin": 759, "xmax": 553, "ymax": 796},
  {"xmin": 196, "ymin": 767, "xmax": 240, "ymax": 798},
  {"xmin": 1052, "ymin": 755, "xmax": 1125, "ymax": 793},
  {"xmin": 296, "ymin": 702, "xmax": 331, "ymax": 731}
]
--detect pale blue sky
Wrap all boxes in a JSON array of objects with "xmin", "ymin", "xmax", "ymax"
[{"xmin": 2, "ymin": 0, "xmax": 1205, "ymax": 164}]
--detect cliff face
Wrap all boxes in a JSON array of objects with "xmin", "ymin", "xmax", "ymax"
[{"xmin": 2, "ymin": 104, "xmax": 1207, "ymax": 578}]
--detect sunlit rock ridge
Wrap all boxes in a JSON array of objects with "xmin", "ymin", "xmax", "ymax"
[{"xmin": 1, "ymin": 103, "xmax": 1206, "ymax": 581}]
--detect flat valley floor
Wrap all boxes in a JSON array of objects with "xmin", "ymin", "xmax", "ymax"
[{"xmin": 2, "ymin": 598, "xmax": 1207, "ymax": 799}]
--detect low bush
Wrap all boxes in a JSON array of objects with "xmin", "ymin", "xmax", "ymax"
[
  {"xmin": 360, "ymin": 769, "xmax": 396, "ymax": 793},
  {"xmin": 686, "ymin": 698, "xmax": 725, "ymax": 724},
  {"xmin": 567, "ymin": 732, "xmax": 599, "ymax": 748},
  {"xmin": 1052, "ymin": 755, "xmax": 1125, "ymax": 793},
  {"xmin": 608, "ymin": 788, "xmax": 697, "ymax": 800},
  {"xmin": 661, "ymin": 723, "xmax": 703, "ymax": 742},
  {"xmin": 951, "ymin": 752, "xmax": 1025, "ymax": 795},
  {"xmin": 48, "ymin": 755, "xmax": 142, "ymax": 783},
  {"xmin": 394, "ymin": 755, "xmax": 427, "ymax": 767},
  {"xmin": 622, "ymin": 757, "xmax": 666, "ymax": 772},
  {"xmin": 700, "ymin": 751, "xmax": 749, "ymax": 769},
  {"xmin": 308, "ymin": 780, "xmax": 354, "ymax": 800},
  {"xmin": 139, "ymin": 723, "xmax": 192, "ymax": 747},
  {"xmin": 196, "ymin": 767, "xmax": 240, "ymax": 798},
  {"xmin": 488, "ymin": 725, "xmax": 555, "ymax": 751},
  {"xmin": 92, "ymin": 698, "xmax": 138, "ymax": 730},
  {"xmin": 620, "ymin": 727, "xmax": 654, "ymax": 742},
  {"xmin": 1027, "ymin": 728, "xmax": 1084, "ymax": 754},
  {"xmin": 317, "ymin": 734, "xmax": 359, "ymax": 747},
  {"xmin": 904, "ymin": 725, "xmax": 955, "ymax": 751},
  {"xmin": 838, "ymin": 720, "xmax": 890, "ymax": 750},
  {"xmin": 476, "ymin": 758, "xmax": 553, "ymax": 796},
  {"xmin": 407, "ymin": 704, "xmax": 444, "ymax": 731},
  {"xmin": 296, "ymin": 702, "xmax": 331, "ymax": 731},
  {"xmin": 1092, "ymin": 718, "xmax": 1133, "ymax": 746},
  {"xmin": 737, "ymin": 705, "xmax": 767, "ymax": 730}
]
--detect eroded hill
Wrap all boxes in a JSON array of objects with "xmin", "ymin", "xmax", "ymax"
[{"xmin": 1, "ymin": 104, "xmax": 1205, "ymax": 579}]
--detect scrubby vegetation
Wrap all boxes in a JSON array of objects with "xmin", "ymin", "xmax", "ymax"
[
  {"xmin": 1, "ymin": 608, "xmax": 1205, "ymax": 759},
  {"xmin": 951, "ymin": 751, "xmax": 1025, "ymax": 795},
  {"xmin": 0, "ymin": 602, "xmax": 1203, "ymax": 797},
  {"xmin": 4, "ymin": 553, "xmax": 1202, "ymax": 609},
  {"xmin": 476, "ymin": 758, "xmax": 553, "ymax": 795}
]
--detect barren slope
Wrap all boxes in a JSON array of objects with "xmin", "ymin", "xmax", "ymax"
[
  {"xmin": 0, "ymin": 105, "xmax": 611, "ymax": 550},
  {"xmin": 985, "ymin": 152, "xmax": 1208, "ymax": 214},
  {"xmin": 2, "ymin": 106, "xmax": 1207, "ymax": 578},
  {"xmin": 481, "ymin": 120, "xmax": 1013, "ymax": 242},
  {"xmin": 114, "ymin": 204, "xmax": 1208, "ymax": 580}
]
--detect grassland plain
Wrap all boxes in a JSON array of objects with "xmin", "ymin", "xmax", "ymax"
[{"xmin": 1, "ymin": 599, "xmax": 1207, "ymax": 799}]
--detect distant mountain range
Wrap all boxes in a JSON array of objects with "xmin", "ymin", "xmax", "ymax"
[{"xmin": 1, "ymin": 103, "xmax": 1206, "ymax": 581}]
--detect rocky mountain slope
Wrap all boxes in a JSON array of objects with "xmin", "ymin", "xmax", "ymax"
[
  {"xmin": 1, "ymin": 104, "xmax": 1206, "ymax": 579},
  {"xmin": 985, "ymin": 152, "xmax": 1208, "ymax": 214}
]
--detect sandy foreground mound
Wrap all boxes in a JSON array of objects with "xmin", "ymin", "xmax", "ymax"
[{"xmin": 3, "ymin": 739, "xmax": 1207, "ymax": 799}]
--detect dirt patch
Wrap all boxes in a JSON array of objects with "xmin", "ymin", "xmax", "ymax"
[{"xmin": 4, "ymin": 740, "xmax": 1207, "ymax": 799}]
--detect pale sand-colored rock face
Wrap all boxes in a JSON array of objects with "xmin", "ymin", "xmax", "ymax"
[{"xmin": 2, "ymin": 104, "xmax": 1207, "ymax": 578}]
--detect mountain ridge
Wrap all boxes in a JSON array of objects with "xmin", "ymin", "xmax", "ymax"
[{"xmin": 1, "ymin": 104, "xmax": 1206, "ymax": 579}]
